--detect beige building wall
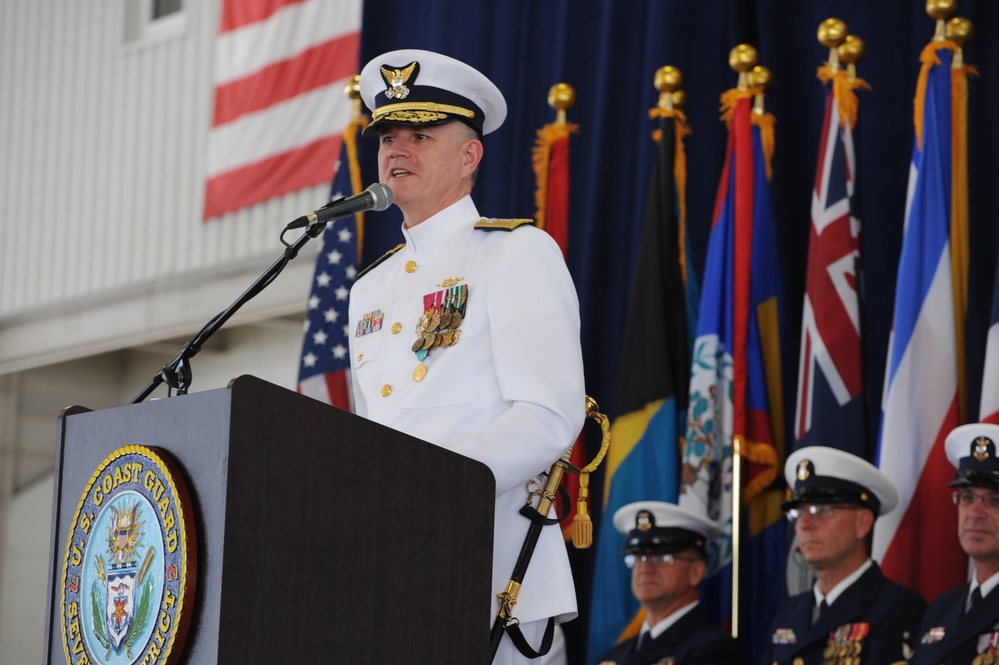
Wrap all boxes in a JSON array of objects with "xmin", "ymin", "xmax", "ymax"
[{"xmin": 0, "ymin": 1, "xmax": 353, "ymax": 661}]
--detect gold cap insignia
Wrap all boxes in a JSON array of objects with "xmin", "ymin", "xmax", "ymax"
[
  {"xmin": 381, "ymin": 61, "xmax": 418, "ymax": 100},
  {"xmin": 973, "ymin": 436, "xmax": 993, "ymax": 461},
  {"xmin": 636, "ymin": 510, "xmax": 653, "ymax": 532},
  {"xmin": 797, "ymin": 460, "xmax": 811, "ymax": 481}
]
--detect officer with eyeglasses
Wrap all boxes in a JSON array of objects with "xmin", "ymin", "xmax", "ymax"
[
  {"xmin": 760, "ymin": 446, "xmax": 926, "ymax": 665},
  {"xmin": 596, "ymin": 501, "xmax": 745, "ymax": 665},
  {"xmin": 910, "ymin": 423, "xmax": 999, "ymax": 665}
]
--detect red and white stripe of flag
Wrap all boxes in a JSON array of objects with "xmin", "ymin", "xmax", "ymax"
[{"xmin": 205, "ymin": 0, "xmax": 361, "ymax": 219}]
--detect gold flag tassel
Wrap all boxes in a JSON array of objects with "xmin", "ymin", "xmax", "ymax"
[
  {"xmin": 815, "ymin": 19, "xmax": 872, "ymax": 133},
  {"xmin": 341, "ymin": 75, "xmax": 371, "ymax": 263},
  {"xmin": 570, "ymin": 396, "xmax": 611, "ymax": 549}
]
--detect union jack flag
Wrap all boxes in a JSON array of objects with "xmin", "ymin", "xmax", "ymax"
[{"xmin": 793, "ymin": 87, "xmax": 866, "ymax": 457}]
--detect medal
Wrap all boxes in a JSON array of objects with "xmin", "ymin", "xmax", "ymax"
[
  {"xmin": 413, "ymin": 362, "xmax": 427, "ymax": 382},
  {"xmin": 410, "ymin": 283, "xmax": 469, "ymax": 374}
]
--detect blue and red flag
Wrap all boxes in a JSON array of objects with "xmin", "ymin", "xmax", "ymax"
[
  {"xmin": 794, "ymin": 66, "xmax": 868, "ymax": 459},
  {"xmin": 587, "ymin": 106, "xmax": 697, "ymax": 663},
  {"xmin": 873, "ymin": 38, "xmax": 972, "ymax": 603},
  {"xmin": 297, "ymin": 116, "xmax": 368, "ymax": 410},
  {"xmin": 679, "ymin": 88, "xmax": 786, "ymax": 664}
]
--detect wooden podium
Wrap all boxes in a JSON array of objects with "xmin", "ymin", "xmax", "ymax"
[{"xmin": 43, "ymin": 375, "xmax": 495, "ymax": 663}]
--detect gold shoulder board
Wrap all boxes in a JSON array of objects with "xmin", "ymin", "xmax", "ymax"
[
  {"xmin": 473, "ymin": 218, "xmax": 536, "ymax": 232},
  {"xmin": 356, "ymin": 243, "xmax": 405, "ymax": 280}
]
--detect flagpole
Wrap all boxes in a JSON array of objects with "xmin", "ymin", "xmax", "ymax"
[{"xmin": 726, "ymin": 43, "xmax": 758, "ymax": 641}]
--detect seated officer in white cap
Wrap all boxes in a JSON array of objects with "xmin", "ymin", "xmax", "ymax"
[
  {"xmin": 760, "ymin": 447, "xmax": 926, "ymax": 665},
  {"xmin": 348, "ymin": 50, "xmax": 585, "ymax": 665},
  {"xmin": 910, "ymin": 423, "xmax": 999, "ymax": 665},
  {"xmin": 596, "ymin": 501, "xmax": 746, "ymax": 665}
]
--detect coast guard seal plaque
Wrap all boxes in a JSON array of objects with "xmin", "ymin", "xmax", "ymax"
[{"xmin": 60, "ymin": 445, "xmax": 196, "ymax": 665}]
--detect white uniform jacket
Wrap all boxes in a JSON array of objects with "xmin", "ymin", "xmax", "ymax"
[{"xmin": 348, "ymin": 195, "xmax": 585, "ymax": 625}]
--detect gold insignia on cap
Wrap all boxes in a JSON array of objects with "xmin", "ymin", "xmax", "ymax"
[
  {"xmin": 797, "ymin": 460, "xmax": 811, "ymax": 481},
  {"xmin": 973, "ymin": 436, "xmax": 993, "ymax": 461},
  {"xmin": 860, "ymin": 492, "xmax": 869, "ymax": 502},
  {"xmin": 636, "ymin": 510, "xmax": 653, "ymax": 532},
  {"xmin": 380, "ymin": 61, "xmax": 418, "ymax": 100}
]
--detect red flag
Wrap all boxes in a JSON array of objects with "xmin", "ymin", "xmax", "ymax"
[{"xmin": 532, "ymin": 117, "xmax": 584, "ymax": 539}]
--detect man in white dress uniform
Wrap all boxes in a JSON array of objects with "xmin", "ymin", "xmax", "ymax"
[{"xmin": 348, "ymin": 49, "xmax": 586, "ymax": 664}]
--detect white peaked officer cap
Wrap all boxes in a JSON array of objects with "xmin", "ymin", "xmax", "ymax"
[
  {"xmin": 783, "ymin": 446, "xmax": 899, "ymax": 516},
  {"xmin": 612, "ymin": 501, "xmax": 723, "ymax": 557},
  {"xmin": 359, "ymin": 49, "xmax": 507, "ymax": 137},
  {"xmin": 945, "ymin": 422, "xmax": 999, "ymax": 490}
]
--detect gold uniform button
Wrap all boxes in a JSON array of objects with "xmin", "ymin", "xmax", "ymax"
[
  {"xmin": 391, "ymin": 322, "xmax": 402, "ymax": 334},
  {"xmin": 380, "ymin": 384, "xmax": 392, "ymax": 397},
  {"xmin": 356, "ymin": 354, "xmax": 363, "ymax": 362},
  {"xmin": 405, "ymin": 260, "xmax": 417, "ymax": 273}
]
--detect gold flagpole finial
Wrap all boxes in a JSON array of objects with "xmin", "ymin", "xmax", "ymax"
[
  {"xmin": 654, "ymin": 66, "xmax": 683, "ymax": 112},
  {"xmin": 345, "ymin": 75, "xmax": 363, "ymax": 120},
  {"xmin": 946, "ymin": 17, "xmax": 973, "ymax": 67},
  {"xmin": 927, "ymin": 0, "xmax": 957, "ymax": 41},
  {"xmin": 838, "ymin": 35, "xmax": 866, "ymax": 81},
  {"xmin": 671, "ymin": 89, "xmax": 688, "ymax": 111},
  {"xmin": 547, "ymin": 83, "xmax": 576, "ymax": 126},
  {"xmin": 729, "ymin": 44, "xmax": 758, "ymax": 91},
  {"xmin": 747, "ymin": 65, "xmax": 772, "ymax": 115},
  {"xmin": 817, "ymin": 18, "xmax": 848, "ymax": 73}
]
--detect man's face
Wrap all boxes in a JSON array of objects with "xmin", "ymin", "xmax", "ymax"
[
  {"xmin": 793, "ymin": 503, "xmax": 871, "ymax": 570},
  {"xmin": 629, "ymin": 551, "xmax": 702, "ymax": 608},
  {"xmin": 956, "ymin": 487, "xmax": 999, "ymax": 567},
  {"xmin": 377, "ymin": 122, "xmax": 480, "ymax": 224}
]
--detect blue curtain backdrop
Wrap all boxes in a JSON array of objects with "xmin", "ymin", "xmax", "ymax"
[{"xmin": 353, "ymin": 1, "xmax": 999, "ymax": 663}]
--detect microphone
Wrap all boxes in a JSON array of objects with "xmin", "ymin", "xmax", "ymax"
[{"xmin": 286, "ymin": 183, "xmax": 394, "ymax": 229}]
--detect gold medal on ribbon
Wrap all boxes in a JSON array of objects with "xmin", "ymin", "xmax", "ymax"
[{"xmin": 413, "ymin": 362, "xmax": 427, "ymax": 382}]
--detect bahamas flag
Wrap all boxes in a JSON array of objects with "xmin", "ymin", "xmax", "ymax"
[
  {"xmin": 587, "ymin": 104, "xmax": 698, "ymax": 663},
  {"xmin": 873, "ymin": 37, "xmax": 973, "ymax": 602},
  {"xmin": 679, "ymin": 89, "xmax": 786, "ymax": 664}
]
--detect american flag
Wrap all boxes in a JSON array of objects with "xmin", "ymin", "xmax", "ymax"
[
  {"xmin": 205, "ymin": 0, "xmax": 361, "ymax": 219},
  {"xmin": 793, "ymin": 85, "xmax": 865, "ymax": 457},
  {"xmin": 297, "ymin": 139, "xmax": 359, "ymax": 410}
]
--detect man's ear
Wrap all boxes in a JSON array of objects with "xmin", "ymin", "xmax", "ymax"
[
  {"xmin": 855, "ymin": 508, "xmax": 875, "ymax": 541},
  {"xmin": 688, "ymin": 558, "xmax": 707, "ymax": 587},
  {"xmin": 462, "ymin": 138, "xmax": 483, "ymax": 176}
]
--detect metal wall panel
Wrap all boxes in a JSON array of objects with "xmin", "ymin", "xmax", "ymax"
[{"xmin": 0, "ymin": 0, "xmax": 330, "ymax": 328}]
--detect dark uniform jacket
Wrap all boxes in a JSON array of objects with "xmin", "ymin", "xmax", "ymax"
[
  {"xmin": 597, "ymin": 603, "xmax": 746, "ymax": 665},
  {"xmin": 910, "ymin": 584, "xmax": 999, "ymax": 664},
  {"xmin": 759, "ymin": 563, "xmax": 926, "ymax": 665}
]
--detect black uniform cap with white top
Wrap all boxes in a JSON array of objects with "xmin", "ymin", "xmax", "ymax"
[
  {"xmin": 782, "ymin": 446, "xmax": 899, "ymax": 516},
  {"xmin": 612, "ymin": 501, "xmax": 723, "ymax": 558},
  {"xmin": 945, "ymin": 423, "xmax": 999, "ymax": 490},
  {"xmin": 359, "ymin": 49, "xmax": 507, "ymax": 138}
]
